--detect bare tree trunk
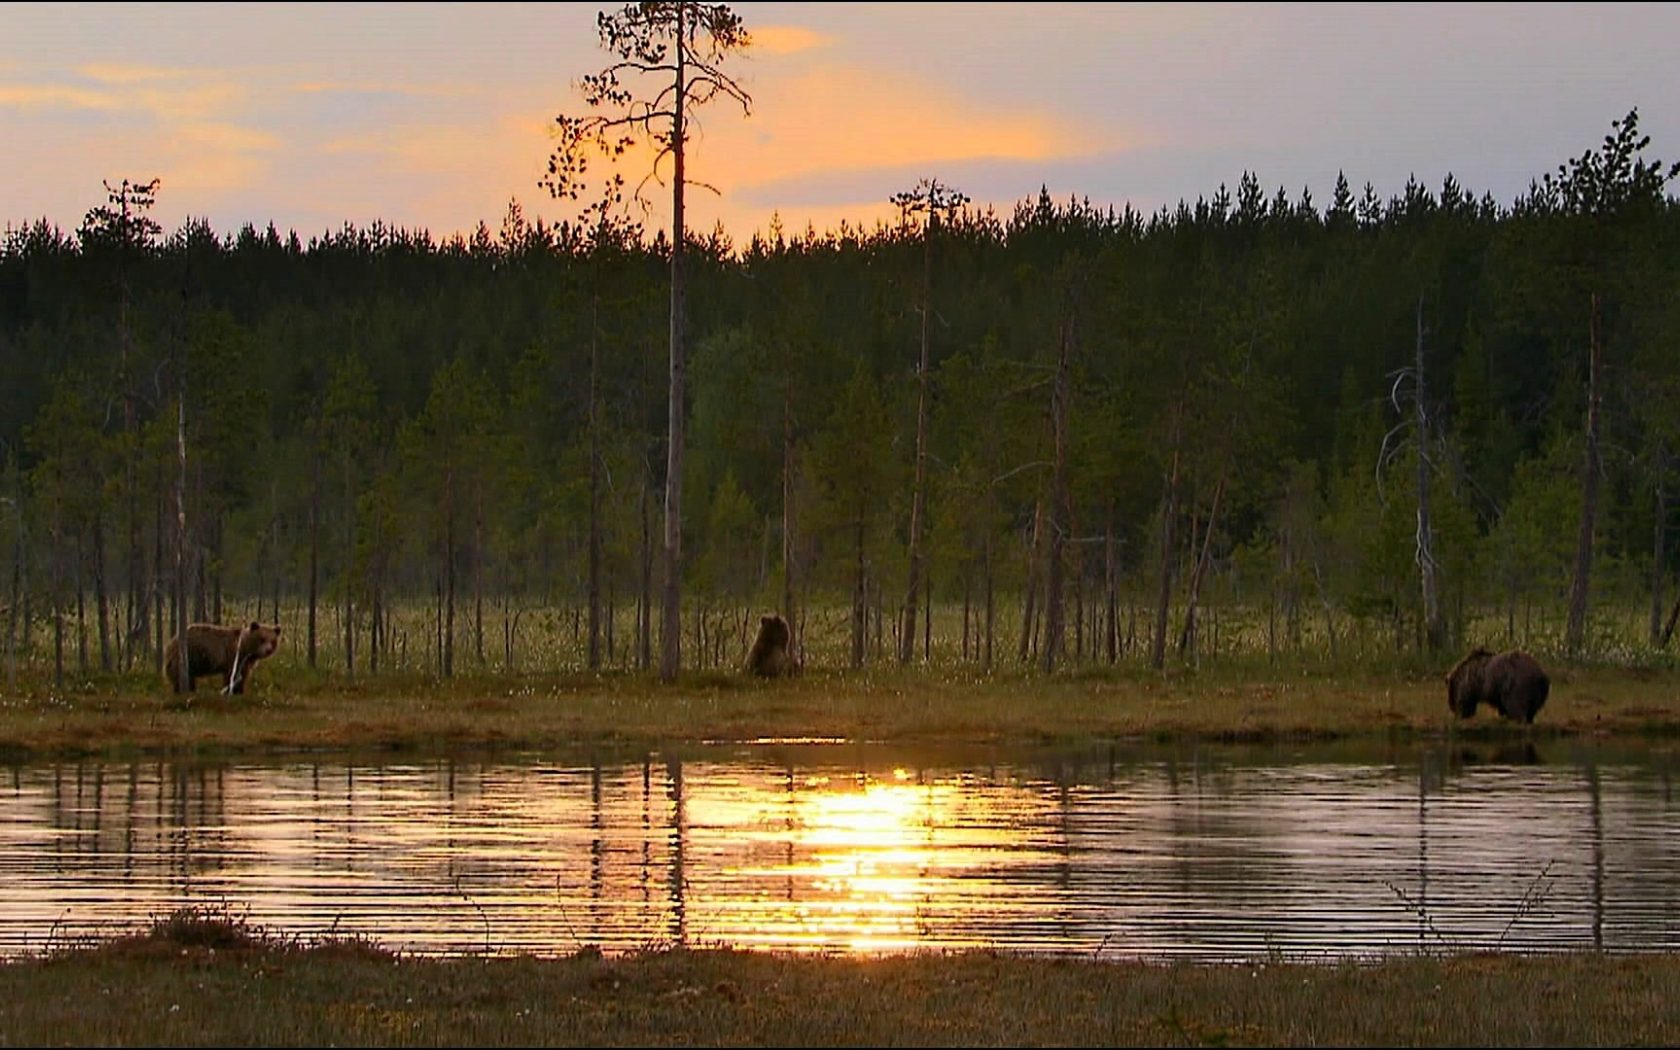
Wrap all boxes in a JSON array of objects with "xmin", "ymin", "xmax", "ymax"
[
  {"xmin": 308, "ymin": 447, "xmax": 320, "ymax": 667},
  {"xmin": 588, "ymin": 299, "xmax": 603, "ymax": 671},
  {"xmin": 93, "ymin": 508, "xmax": 110, "ymax": 671},
  {"xmin": 1104, "ymin": 515, "xmax": 1118, "ymax": 664},
  {"xmin": 1018, "ymin": 499, "xmax": 1042, "ymax": 664},
  {"xmin": 1151, "ymin": 447, "xmax": 1180, "ymax": 671},
  {"xmin": 984, "ymin": 535, "xmax": 996, "ymax": 672},
  {"xmin": 74, "ymin": 534, "xmax": 86, "ymax": 674},
  {"xmin": 174, "ymin": 389, "xmax": 189, "ymax": 693},
  {"xmin": 781, "ymin": 378, "xmax": 797, "ymax": 659},
  {"xmin": 851, "ymin": 517, "xmax": 866, "ymax": 668},
  {"xmin": 1565, "ymin": 291, "xmax": 1603, "ymax": 655},
  {"xmin": 153, "ymin": 462, "xmax": 165, "ymax": 672},
  {"xmin": 1178, "ymin": 468, "xmax": 1227, "ymax": 660},
  {"xmin": 1415, "ymin": 295, "xmax": 1444, "ymax": 653},
  {"xmin": 639, "ymin": 472, "xmax": 653, "ymax": 671},
  {"xmin": 1042, "ymin": 313, "xmax": 1072, "ymax": 674},
  {"xmin": 474, "ymin": 482, "xmax": 485, "ymax": 667},
  {"xmin": 343, "ymin": 455, "xmax": 355, "ymax": 677},
  {"xmin": 1651, "ymin": 441, "xmax": 1669, "ymax": 647},
  {"xmin": 900, "ymin": 224, "xmax": 933, "ymax": 666},
  {"xmin": 659, "ymin": 7, "xmax": 688, "ymax": 683},
  {"xmin": 444, "ymin": 461, "xmax": 455, "ymax": 678}
]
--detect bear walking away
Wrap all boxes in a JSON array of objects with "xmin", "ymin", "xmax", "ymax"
[
  {"xmin": 745, "ymin": 613, "xmax": 797, "ymax": 678},
  {"xmin": 164, "ymin": 621, "xmax": 282, "ymax": 694},
  {"xmin": 1445, "ymin": 647, "xmax": 1549, "ymax": 724}
]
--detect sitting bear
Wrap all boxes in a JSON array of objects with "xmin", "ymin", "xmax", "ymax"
[
  {"xmin": 745, "ymin": 613, "xmax": 797, "ymax": 678},
  {"xmin": 163, "ymin": 621, "xmax": 282, "ymax": 694},
  {"xmin": 1445, "ymin": 647, "xmax": 1549, "ymax": 724}
]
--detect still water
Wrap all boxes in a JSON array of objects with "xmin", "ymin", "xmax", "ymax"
[{"xmin": 2, "ymin": 738, "xmax": 1676, "ymax": 962}]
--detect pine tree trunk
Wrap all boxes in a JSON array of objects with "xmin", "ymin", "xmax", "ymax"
[
  {"xmin": 1042, "ymin": 313, "xmax": 1072, "ymax": 674},
  {"xmin": 588, "ymin": 298, "xmax": 603, "ymax": 671},
  {"xmin": 781, "ymin": 378, "xmax": 797, "ymax": 658},
  {"xmin": 1151, "ymin": 449, "xmax": 1180, "ymax": 670},
  {"xmin": 1178, "ymin": 469, "xmax": 1226, "ymax": 660},
  {"xmin": 1415, "ymin": 295, "xmax": 1444, "ymax": 652},
  {"xmin": 659, "ymin": 7, "xmax": 688, "ymax": 683},
  {"xmin": 1565, "ymin": 291, "xmax": 1603, "ymax": 654},
  {"xmin": 1650, "ymin": 442, "xmax": 1668, "ymax": 647},
  {"xmin": 900, "ymin": 226, "xmax": 933, "ymax": 666},
  {"xmin": 308, "ymin": 448, "xmax": 320, "ymax": 667}
]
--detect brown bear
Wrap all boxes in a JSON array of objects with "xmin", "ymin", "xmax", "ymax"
[
  {"xmin": 163, "ymin": 621, "xmax": 282, "ymax": 695},
  {"xmin": 745, "ymin": 613, "xmax": 797, "ymax": 678},
  {"xmin": 1445, "ymin": 647, "xmax": 1549, "ymax": 724}
]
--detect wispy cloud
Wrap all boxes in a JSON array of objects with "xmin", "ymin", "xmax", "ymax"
[
  {"xmin": 748, "ymin": 25, "xmax": 830, "ymax": 55},
  {"xmin": 0, "ymin": 63, "xmax": 246, "ymax": 122}
]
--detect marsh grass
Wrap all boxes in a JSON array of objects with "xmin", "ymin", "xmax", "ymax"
[
  {"xmin": 3, "ymin": 905, "xmax": 1678, "ymax": 1046},
  {"xmin": 1, "ymin": 650, "xmax": 1678, "ymax": 761}
]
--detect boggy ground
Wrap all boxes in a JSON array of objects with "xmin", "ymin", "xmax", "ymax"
[
  {"xmin": 2, "ymin": 907, "xmax": 1678, "ymax": 1047},
  {"xmin": 1, "ymin": 656, "xmax": 1677, "ymax": 762}
]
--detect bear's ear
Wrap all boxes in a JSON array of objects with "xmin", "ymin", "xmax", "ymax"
[{"xmin": 249, "ymin": 620, "xmax": 260, "ymax": 632}]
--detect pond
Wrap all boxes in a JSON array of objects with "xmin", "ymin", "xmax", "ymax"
[{"xmin": 2, "ymin": 736, "xmax": 1677, "ymax": 962}]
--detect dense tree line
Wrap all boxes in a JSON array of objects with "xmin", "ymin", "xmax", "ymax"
[{"xmin": 2, "ymin": 110, "xmax": 1677, "ymax": 685}]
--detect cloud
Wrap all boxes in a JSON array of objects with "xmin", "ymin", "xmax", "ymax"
[
  {"xmin": 748, "ymin": 25, "xmax": 830, "ymax": 55},
  {"xmin": 0, "ymin": 83, "xmax": 116, "ymax": 112},
  {"xmin": 0, "ymin": 63, "xmax": 245, "ymax": 123}
]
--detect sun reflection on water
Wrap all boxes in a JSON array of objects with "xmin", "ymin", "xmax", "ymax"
[{"xmin": 0, "ymin": 746, "xmax": 1676, "ymax": 960}]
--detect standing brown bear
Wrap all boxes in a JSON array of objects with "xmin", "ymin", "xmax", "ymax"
[
  {"xmin": 1445, "ymin": 647, "xmax": 1549, "ymax": 724},
  {"xmin": 164, "ymin": 621, "xmax": 282, "ymax": 694},
  {"xmin": 745, "ymin": 613, "xmax": 797, "ymax": 678}
]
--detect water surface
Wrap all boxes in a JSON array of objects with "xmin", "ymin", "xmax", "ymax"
[{"xmin": 3, "ymin": 738, "xmax": 1675, "ymax": 961}]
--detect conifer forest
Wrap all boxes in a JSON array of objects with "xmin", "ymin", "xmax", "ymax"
[{"xmin": 2, "ymin": 107, "xmax": 1678, "ymax": 684}]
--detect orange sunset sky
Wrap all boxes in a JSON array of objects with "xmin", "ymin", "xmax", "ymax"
[{"xmin": 4, "ymin": 2, "xmax": 1678, "ymax": 246}]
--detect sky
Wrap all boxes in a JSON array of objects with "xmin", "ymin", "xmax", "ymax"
[{"xmin": 4, "ymin": 2, "xmax": 1679, "ymax": 247}]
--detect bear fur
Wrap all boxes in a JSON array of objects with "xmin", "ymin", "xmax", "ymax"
[
  {"xmin": 1445, "ymin": 647, "xmax": 1549, "ymax": 724},
  {"xmin": 164, "ymin": 621, "xmax": 281, "ymax": 694},
  {"xmin": 745, "ymin": 613, "xmax": 797, "ymax": 678}
]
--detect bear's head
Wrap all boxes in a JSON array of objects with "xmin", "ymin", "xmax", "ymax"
[
  {"xmin": 1444, "ymin": 647, "xmax": 1493, "ymax": 719},
  {"xmin": 759, "ymin": 614, "xmax": 790, "ymax": 648},
  {"xmin": 240, "ymin": 621, "xmax": 282, "ymax": 660}
]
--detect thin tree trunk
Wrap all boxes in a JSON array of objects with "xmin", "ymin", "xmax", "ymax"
[
  {"xmin": 1151, "ymin": 448, "xmax": 1181, "ymax": 671},
  {"xmin": 1105, "ymin": 515, "xmax": 1118, "ymax": 664},
  {"xmin": 75, "ymin": 534, "xmax": 86, "ymax": 674},
  {"xmin": 174, "ymin": 389, "xmax": 189, "ymax": 693},
  {"xmin": 588, "ymin": 297, "xmax": 603, "ymax": 671},
  {"xmin": 1018, "ymin": 499, "xmax": 1042, "ymax": 664},
  {"xmin": 308, "ymin": 447, "xmax": 320, "ymax": 667},
  {"xmin": 900, "ymin": 222, "xmax": 933, "ymax": 666},
  {"xmin": 852, "ymin": 516, "xmax": 866, "ymax": 668},
  {"xmin": 1415, "ymin": 294, "xmax": 1443, "ymax": 652},
  {"xmin": 983, "ymin": 531, "xmax": 995, "ymax": 673},
  {"xmin": 639, "ymin": 472, "xmax": 653, "ymax": 671},
  {"xmin": 343, "ymin": 455, "xmax": 355, "ymax": 677},
  {"xmin": 444, "ymin": 461, "xmax": 455, "ymax": 679},
  {"xmin": 1651, "ymin": 441, "xmax": 1669, "ymax": 647},
  {"xmin": 1178, "ymin": 468, "xmax": 1227, "ymax": 660},
  {"xmin": 93, "ymin": 508, "xmax": 110, "ymax": 671},
  {"xmin": 781, "ymin": 377, "xmax": 797, "ymax": 659},
  {"xmin": 1565, "ymin": 291, "xmax": 1603, "ymax": 654},
  {"xmin": 659, "ymin": 6, "xmax": 688, "ymax": 682},
  {"xmin": 474, "ymin": 482, "xmax": 484, "ymax": 667},
  {"xmin": 1042, "ymin": 311, "xmax": 1072, "ymax": 674}
]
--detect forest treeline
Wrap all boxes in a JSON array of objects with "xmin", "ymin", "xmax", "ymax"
[{"xmin": 2, "ymin": 109, "xmax": 1678, "ymax": 684}]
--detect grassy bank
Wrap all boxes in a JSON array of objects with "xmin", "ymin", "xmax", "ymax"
[
  {"xmin": 3, "ymin": 908, "xmax": 1677, "ymax": 1047},
  {"xmin": 1, "ymin": 655, "xmax": 1677, "ymax": 761}
]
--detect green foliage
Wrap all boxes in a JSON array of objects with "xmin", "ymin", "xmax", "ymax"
[{"xmin": 4, "ymin": 110, "xmax": 1680, "ymax": 678}]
